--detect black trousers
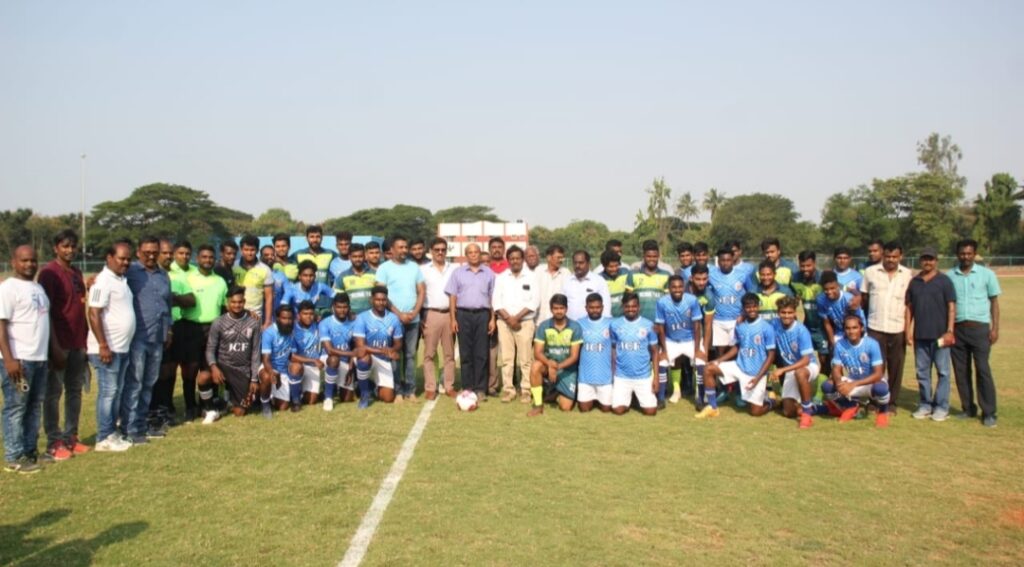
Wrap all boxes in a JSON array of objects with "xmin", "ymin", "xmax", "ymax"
[
  {"xmin": 952, "ymin": 323, "xmax": 997, "ymax": 418},
  {"xmin": 868, "ymin": 330, "xmax": 906, "ymax": 408},
  {"xmin": 456, "ymin": 309, "xmax": 491, "ymax": 394}
]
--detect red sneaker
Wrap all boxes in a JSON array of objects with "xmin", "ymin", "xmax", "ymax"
[
  {"xmin": 875, "ymin": 412, "xmax": 890, "ymax": 428},
  {"xmin": 824, "ymin": 400, "xmax": 843, "ymax": 418},
  {"xmin": 839, "ymin": 406, "xmax": 859, "ymax": 423},
  {"xmin": 798, "ymin": 413, "xmax": 813, "ymax": 429},
  {"xmin": 47, "ymin": 440, "xmax": 73, "ymax": 461},
  {"xmin": 68, "ymin": 436, "xmax": 91, "ymax": 454}
]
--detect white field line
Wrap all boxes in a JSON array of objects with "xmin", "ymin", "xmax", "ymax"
[{"xmin": 338, "ymin": 399, "xmax": 438, "ymax": 567}]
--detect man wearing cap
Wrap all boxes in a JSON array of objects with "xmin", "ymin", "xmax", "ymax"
[
  {"xmin": 859, "ymin": 241, "xmax": 913, "ymax": 413},
  {"xmin": 905, "ymin": 247, "xmax": 956, "ymax": 421}
]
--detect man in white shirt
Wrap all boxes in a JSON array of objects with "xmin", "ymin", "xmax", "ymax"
[
  {"xmin": 536, "ymin": 245, "xmax": 571, "ymax": 322},
  {"xmin": 860, "ymin": 241, "xmax": 913, "ymax": 413},
  {"xmin": 420, "ymin": 237, "xmax": 458, "ymax": 399},
  {"xmin": 87, "ymin": 242, "xmax": 137, "ymax": 452},
  {"xmin": 0, "ymin": 245, "xmax": 51, "ymax": 474},
  {"xmin": 493, "ymin": 245, "xmax": 540, "ymax": 403},
  {"xmin": 561, "ymin": 250, "xmax": 611, "ymax": 321}
]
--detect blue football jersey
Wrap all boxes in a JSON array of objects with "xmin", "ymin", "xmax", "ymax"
[
  {"xmin": 835, "ymin": 268, "xmax": 863, "ymax": 295},
  {"xmin": 709, "ymin": 267, "xmax": 747, "ymax": 321},
  {"xmin": 610, "ymin": 316, "xmax": 658, "ymax": 379},
  {"xmin": 353, "ymin": 310, "xmax": 404, "ymax": 360},
  {"xmin": 733, "ymin": 318, "xmax": 776, "ymax": 376},
  {"xmin": 771, "ymin": 319, "xmax": 818, "ymax": 367},
  {"xmin": 260, "ymin": 324, "xmax": 295, "ymax": 373},
  {"xmin": 291, "ymin": 321, "xmax": 321, "ymax": 359},
  {"xmin": 285, "ymin": 281, "xmax": 333, "ymax": 314},
  {"xmin": 815, "ymin": 291, "xmax": 866, "ymax": 333},
  {"xmin": 318, "ymin": 315, "xmax": 356, "ymax": 362},
  {"xmin": 834, "ymin": 336, "xmax": 883, "ymax": 380},
  {"xmin": 578, "ymin": 316, "xmax": 614, "ymax": 386},
  {"xmin": 654, "ymin": 293, "xmax": 703, "ymax": 342}
]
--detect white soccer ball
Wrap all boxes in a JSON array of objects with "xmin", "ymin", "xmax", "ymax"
[{"xmin": 456, "ymin": 390, "xmax": 479, "ymax": 412}]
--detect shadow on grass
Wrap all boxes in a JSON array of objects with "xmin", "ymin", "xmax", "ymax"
[
  {"xmin": 0, "ymin": 510, "xmax": 147, "ymax": 567},
  {"xmin": 0, "ymin": 508, "xmax": 70, "ymax": 564}
]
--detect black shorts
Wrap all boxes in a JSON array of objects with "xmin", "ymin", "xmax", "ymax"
[
  {"xmin": 221, "ymin": 365, "xmax": 254, "ymax": 406},
  {"xmin": 171, "ymin": 320, "xmax": 211, "ymax": 369}
]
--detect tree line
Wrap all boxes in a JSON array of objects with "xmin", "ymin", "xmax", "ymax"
[{"xmin": 1, "ymin": 133, "xmax": 1020, "ymax": 263}]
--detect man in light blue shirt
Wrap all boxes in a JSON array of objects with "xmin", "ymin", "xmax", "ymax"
[{"xmin": 374, "ymin": 235, "xmax": 425, "ymax": 402}]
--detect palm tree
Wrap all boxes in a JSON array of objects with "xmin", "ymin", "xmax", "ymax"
[
  {"xmin": 702, "ymin": 188, "xmax": 726, "ymax": 220},
  {"xmin": 645, "ymin": 177, "xmax": 672, "ymax": 247},
  {"xmin": 675, "ymin": 191, "xmax": 698, "ymax": 229}
]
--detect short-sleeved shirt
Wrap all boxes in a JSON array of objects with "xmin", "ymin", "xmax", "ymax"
[
  {"xmin": 771, "ymin": 319, "xmax": 818, "ymax": 367},
  {"xmin": 291, "ymin": 321, "xmax": 321, "ymax": 360},
  {"xmin": 536, "ymin": 266, "xmax": 571, "ymax": 322},
  {"xmin": 0, "ymin": 277, "xmax": 51, "ymax": 361},
  {"xmin": 182, "ymin": 270, "xmax": 227, "ymax": 324},
  {"xmin": 336, "ymin": 266, "xmax": 377, "ymax": 315},
  {"xmin": 235, "ymin": 261, "xmax": 274, "ymax": 318},
  {"xmin": 270, "ymin": 270, "xmax": 290, "ymax": 312},
  {"xmin": 168, "ymin": 264, "xmax": 194, "ymax": 322},
  {"xmin": 375, "ymin": 259, "xmax": 425, "ymax": 323},
  {"xmin": 318, "ymin": 315, "xmax": 356, "ymax": 362},
  {"xmin": 834, "ymin": 336, "xmax": 883, "ymax": 380},
  {"xmin": 835, "ymin": 268, "xmax": 863, "ymax": 295},
  {"xmin": 353, "ymin": 310, "xmax": 404, "ymax": 361},
  {"xmin": 754, "ymin": 285, "xmax": 793, "ymax": 322},
  {"xmin": 948, "ymin": 264, "xmax": 1001, "ymax": 324},
  {"xmin": 561, "ymin": 272, "xmax": 611, "ymax": 321},
  {"xmin": 37, "ymin": 260, "xmax": 87, "ymax": 350},
  {"xmin": 273, "ymin": 261, "xmax": 299, "ymax": 282},
  {"xmin": 445, "ymin": 265, "xmax": 495, "ymax": 310},
  {"xmin": 421, "ymin": 262, "xmax": 457, "ymax": 309},
  {"xmin": 600, "ymin": 269, "xmax": 631, "ymax": 318},
  {"xmin": 709, "ymin": 267, "xmax": 747, "ymax": 321},
  {"xmin": 283, "ymin": 281, "xmax": 334, "ymax": 317},
  {"xmin": 627, "ymin": 268, "xmax": 671, "ymax": 321},
  {"xmin": 87, "ymin": 267, "xmax": 136, "ymax": 354},
  {"xmin": 493, "ymin": 269, "xmax": 540, "ymax": 321},
  {"xmin": 290, "ymin": 247, "xmax": 338, "ymax": 285},
  {"xmin": 655, "ymin": 294, "xmax": 703, "ymax": 343},
  {"xmin": 126, "ymin": 262, "xmax": 172, "ymax": 344},
  {"xmin": 816, "ymin": 291, "xmax": 866, "ymax": 333},
  {"xmin": 906, "ymin": 272, "xmax": 956, "ymax": 340},
  {"xmin": 791, "ymin": 271, "xmax": 823, "ymax": 336},
  {"xmin": 578, "ymin": 316, "xmax": 613, "ymax": 386},
  {"xmin": 860, "ymin": 264, "xmax": 913, "ymax": 333},
  {"xmin": 609, "ymin": 316, "xmax": 657, "ymax": 379},
  {"xmin": 327, "ymin": 256, "xmax": 352, "ymax": 287},
  {"xmin": 260, "ymin": 323, "xmax": 295, "ymax": 373},
  {"xmin": 733, "ymin": 318, "xmax": 776, "ymax": 376},
  {"xmin": 690, "ymin": 286, "xmax": 717, "ymax": 319},
  {"xmin": 534, "ymin": 317, "xmax": 583, "ymax": 382}
]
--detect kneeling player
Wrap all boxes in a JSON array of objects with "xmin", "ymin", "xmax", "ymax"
[
  {"xmin": 770, "ymin": 296, "xmax": 823, "ymax": 428},
  {"xmin": 698, "ymin": 293, "xmax": 777, "ymax": 418},
  {"xmin": 290, "ymin": 300, "xmax": 325, "ymax": 407},
  {"xmin": 352, "ymin": 286, "xmax": 403, "ymax": 408},
  {"xmin": 319, "ymin": 293, "xmax": 357, "ymax": 410},
  {"xmin": 527, "ymin": 294, "xmax": 582, "ymax": 416},
  {"xmin": 260, "ymin": 305, "xmax": 301, "ymax": 414},
  {"xmin": 822, "ymin": 314, "xmax": 890, "ymax": 428},
  {"xmin": 577, "ymin": 293, "xmax": 613, "ymax": 413},
  {"xmin": 610, "ymin": 292, "xmax": 659, "ymax": 416},
  {"xmin": 201, "ymin": 287, "xmax": 267, "ymax": 423},
  {"xmin": 655, "ymin": 275, "xmax": 706, "ymax": 409}
]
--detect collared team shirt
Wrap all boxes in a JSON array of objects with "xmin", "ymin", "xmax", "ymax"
[
  {"xmin": 182, "ymin": 270, "xmax": 227, "ymax": 324},
  {"xmin": 353, "ymin": 310, "xmax": 404, "ymax": 361},
  {"xmin": 754, "ymin": 285, "xmax": 794, "ymax": 322},
  {"xmin": 654, "ymin": 293, "xmax": 703, "ymax": 343},
  {"xmin": 319, "ymin": 315, "xmax": 356, "ymax": 362},
  {"xmin": 290, "ymin": 247, "xmax": 338, "ymax": 285},
  {"xmin": 733, "ymin": 318, "xmax": 776, "ymax": 377},
  {"xmin": 627, "ymin": 268, "xmax": 671, "ymax": 322},
  {"xmin": 533, "ymin": 317, "xmax": 583, "ymax": 381},
  {"xmin": 261, "ymin": 323, "xmax": 295, "ymax": 373},
  {"xmin": 235, "ymin": 261, "xmax": 274, "ymax": 318},
  {"xmin": 709, "ymin": 267, "xmax": 747, "ymax": 321},
  {"xmin": 833, "ymin": 336, "xmax": 883, "ymax": 380},
  {"xmin": 600, "ymin": 268, "xmax": 632, "ymax": 318},
  {"xmin": 283, "ymin": 281, "xmax": 334, "ymax": 316},
  {"xmin": 609, "ymin": 316, "xmax": 657, "ymax": 379},
  {"xmin": 328, "ymin": 256, "xmax": 353, "ymax": 287},
  {"xmin": 791, "ymin": 271, "xmax": 823, "ymax": 335},
  {"xmin": 335, "ymin": 266, "xmax": 377, "ymax": 315},
  {"xmin": 815, "ymin": 291, "xmax": 866, "ymax": 333},
  {"xmin": 771, "ymin": 319, "xmax": 818, "ymax": 367},
  {"xmin": 578, "ymin": 316, "xmax": 613, "ymax": 386},
  {"xmin": 291, "ymin": 321, "xmax": 321, "ymax": 359}
]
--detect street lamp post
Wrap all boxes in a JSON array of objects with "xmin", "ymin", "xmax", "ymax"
[{"xmin": 80, "ymin": 153, "xmax": 87, "ymax": 271}]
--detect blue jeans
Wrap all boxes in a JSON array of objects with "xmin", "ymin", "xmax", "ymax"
[
  {"xmin": 90, "ymin": 352, "xmax": 130, "ymax": 443},
  {"xmin": 122, "ymin": 339, "xmax": 163, "ymax": 437},
  {"xmin": 915, "ymin": 341, "xmax": 952, "ymax": 412},
  {"xmin": 399, "ymin": 322, "xmax": 420, "ymax": 396},
  {"xmin": 1, "ymin": 360, "xmax": 48, "ymax": 462}
]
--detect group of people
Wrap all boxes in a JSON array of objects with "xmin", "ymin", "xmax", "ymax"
[{"xmin": 0, "ymin": 225, "xmax": 1002, "ymax": 475}]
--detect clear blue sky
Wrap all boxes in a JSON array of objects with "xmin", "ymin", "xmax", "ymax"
[{"xmin": 2, "ymin": 1, "xmax": 1021, "ymax": 231}]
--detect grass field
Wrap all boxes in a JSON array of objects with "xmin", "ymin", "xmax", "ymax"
[{"xmin": 2, "ymin": 280, "xmax": 1022, "ymax": 566}]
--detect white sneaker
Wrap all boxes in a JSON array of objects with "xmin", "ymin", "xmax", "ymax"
[
  {"xmin": 95, "ymin": 435, "xmax": 131, "ymax": 452},
  {"xmin": 202, "ymin": 410, "xmax": 219, "ymax": 425},
  {"xmin": 323, "ymin": 398, "xmax": 334, "ymax": 412}
]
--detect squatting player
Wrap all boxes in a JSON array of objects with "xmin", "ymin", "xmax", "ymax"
[
  {"xmin": 290, "ymin": 301, "xmax": 325, "ymax": 406},
  {"xmin": 200, "ymin": 287, "xmax": 265, "ymax": 422},
  {"xmin": 527, "ymin": 294, "xmax": 582, "ymax": 416},
  {"xmin": 319, "ymin": 293, "xmax": 358, "ymax": 410},
  {"xmin": 352, "ymin": 286, "xmax": 403, "ymax": 408},
  {"xmin": 260, "ymin": 305, "xmax": 299, "ymax": 414},
  {"xmin": 610, "ymin": 292, "xmax": 659, "ymax": 416},
  {"xmin": 577, "ymin": 293, "xmax": 614, "ymax": 413},
  {"xmin": 822, "ymin": 314, "xmax": 891, "ymax": 428},
  {"xmin": 770, "ymin": 296, "xmax": 822, "ymax": 429}
]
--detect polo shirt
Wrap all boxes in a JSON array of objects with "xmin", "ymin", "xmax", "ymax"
[
  {"xmin": 375, "ymin": 259, "xmax": 425, "ymax": 322},
  {"xmin": 906, "ymin": 272, "xmax": 956, "ymax": 340},
  {"xmin": 335, "ymin": 266, "xmax": 377, "ymax": 315},
  {"xmin": 561, "ymin": 271, "xmax": 611, "ymax": 321},
  {"xmin": 493, "ymin": 268, "xmax": 540, "ymax": 321},
  {"xmin": 290, "ymin": 247, "xmax": 337, "ymax": 285},
  {"xmin": 235, "ymin": 261, "xmax": 274, "ymax": 318},
  {"xmin": 0, "ymin": 277, "xmax": 50, "ymax": 361},
  {"xmin": 421, "ymin": 261, "xmax": 457, "ymax": 310},
  {"xmin": 948, "ymin": 263, "xmax": 1000, "ymax": 324},
  {"xmin": 87, "ymin": 266, "xmax": 136, "ymax": 354},
  {"xmin": 600, "ymin": 269, "xmax": 632, "ymax": 318},
  {"xmin": 126, "ymin": 261, "xmax": 172, "ymax": 344},
  {"xmin": 37, "ymin": 260, "xmax": 87, "ymax": 350},
  {"xmin": 182, "ymin": 270, "xmax": 227, "ymax": 324},
  {"xmin": 444, "ymin": 264, "xmax": 495, "ymax": 310},
  {"xmin": 859, "ymin": 264, "xmax": 913, "ymax": 333},
  {"xmin": 168, "ymin": 263, "xmax": 194, "ymax": 322}
]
